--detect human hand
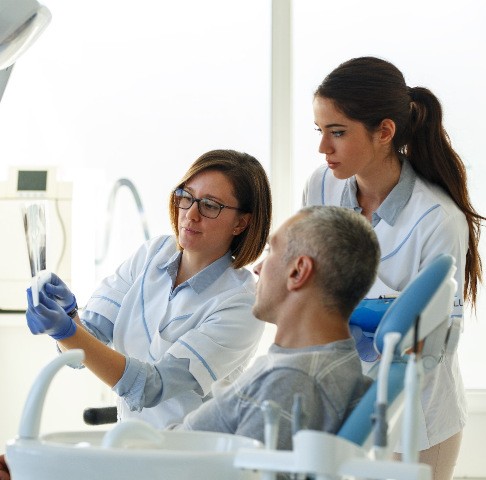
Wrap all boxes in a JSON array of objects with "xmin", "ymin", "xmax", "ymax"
[
  {"xmin": 26, "ymin": 288, "xmax": 77, "ymax": 340},
  {"xmin": 0, "ymin": 454, "xmax": 10, "ymax": 480},
  {"xmin": 43, "ymin": 273, "xmax": 77, "ymax": 313}
]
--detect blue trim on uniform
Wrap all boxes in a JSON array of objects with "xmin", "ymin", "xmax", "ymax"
[
  {"xmin": 90, "ymin": 295, "xmax": 121, "ymax": 308},
  {"xmin": 321, "ymin": 167, "xmax": 330, "ymax": 205},
  {"xmin": 381, "ymin": 204, "xmax": 440, "ymax": 261},
  {"xmin": 187, "ymin": 252, "xmax": 232, "ymax": 294},
  {"xmin": 177, "ymin": 339, "xmax": 217, "ymax": 381},
  {"xmin": 159, "ymin": 314, "xmax": 192, "ymax": 333},
  {"xmin": 141, "ymin": 237, "xmax": 171, "ymax": 343}
]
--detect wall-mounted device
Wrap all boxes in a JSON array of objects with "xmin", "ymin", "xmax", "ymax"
[{"xmin": 0, "ymin": 167, "xmax": 72, "ymax": 311}]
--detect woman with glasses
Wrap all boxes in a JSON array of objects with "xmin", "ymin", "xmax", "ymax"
[
  {"xmin": 24, "ymin": 149, "xmax": 272, "ymax": 428},
  {"xmin": 303, "ymin": 56, "xmax": 484, "ymax": 480}
]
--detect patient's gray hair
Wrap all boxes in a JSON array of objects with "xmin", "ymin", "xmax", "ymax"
[{"xmin": 284, "ymin": 206, "xmax": 380, "ymax": 316}]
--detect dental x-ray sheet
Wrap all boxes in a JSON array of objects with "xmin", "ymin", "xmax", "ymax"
[{"xmin": 22, "ymin": 202, "xmax": 46, "ymax": 277}]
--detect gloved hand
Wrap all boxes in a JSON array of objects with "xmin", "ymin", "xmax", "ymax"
[
  {"xmin": 43, "ymin": 273, "xmax": 77, "ymax": 313},
  {"xmin": 26, "ymin": 287, "xmax": 77, "ymax": 340},
  {"xmin": 349, "ymin": 324, "xmax": 379, "ymax": 363}
]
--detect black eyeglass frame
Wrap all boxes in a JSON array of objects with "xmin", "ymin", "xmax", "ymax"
[{"xmin": 173, "ymin": 188, "xmax": 243, "ymax": 219}]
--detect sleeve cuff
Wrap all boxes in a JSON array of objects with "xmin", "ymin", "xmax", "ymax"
[{"xmin": 112, "ymin": 356, "xmax": 147, "ymax": 412}]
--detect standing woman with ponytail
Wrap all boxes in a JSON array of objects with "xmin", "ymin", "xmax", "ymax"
[{"xmin": 303, "ymin": 56, "xmax": 484, "ymax": 480}]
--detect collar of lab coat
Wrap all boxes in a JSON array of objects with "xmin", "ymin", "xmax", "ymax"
[
  {"xmin": 158, "ymin": 249, "xmax": 233, "ymax": 294},
  {"xmin": 342, "ymin": 159, "xmax": 416, "ymax": 227}
]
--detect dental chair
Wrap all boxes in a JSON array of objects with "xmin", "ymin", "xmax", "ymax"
[
  {"xmin": 5, "ymin": 254, "xmax": 459, "ymax": 480},
  {"xmin": 234, "ymin": 253, "xmax": 459, "ymax": 479}
]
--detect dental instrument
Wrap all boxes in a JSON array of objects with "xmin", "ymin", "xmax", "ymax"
[
  {"xmin": 291, "ymin": 393, "xmax": 306, "ymax": 437},
  {"xmin": 261, "ymin": 400, "xmax": 281, "ymax": 451},
  {"xmin": 261, "ymin": 400, "xmax": 281, "ymax": 480},
  {"xmin": 403, "ymin": 351, "xmax": 422, "ymax": 464},
  {"xmin": 371, "ymin": 331, "xmax": 401, "ymax": 460}
]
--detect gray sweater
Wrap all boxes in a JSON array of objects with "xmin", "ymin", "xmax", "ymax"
[{"xmin": 175, "ymin": 338, "xmax": 371, "ymax": 451}]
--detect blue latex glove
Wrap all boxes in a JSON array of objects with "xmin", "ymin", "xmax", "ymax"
[
  {"xmin": 26, "ymin": 287, "xmax": 77, "ymax": 340},
  {"xmin": 43, "ymin": 273, "xmax": 77, "ymax": 313},
  {"xmin": 349, "ymin": 324, "xmax": 379, "ymax": 363}
]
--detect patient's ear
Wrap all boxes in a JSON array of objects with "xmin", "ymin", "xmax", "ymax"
[{"xmin": 288, "ymin": 255, "xmax": 313, "ymax": 291}]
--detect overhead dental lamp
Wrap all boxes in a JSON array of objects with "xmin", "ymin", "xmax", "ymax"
[{"xmin": 0, "ymin": 0, "xmax": 51, "ymax": 100}]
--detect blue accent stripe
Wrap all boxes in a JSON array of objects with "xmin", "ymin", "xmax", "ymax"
[
  {"xmin": 321, "ymin": 167, "xmax": 330, "ymax": 205},
  {"xmin": 91, "ymin": 295, "xmax": 121, "ymax": 308},
  {"xmin": 159, "ymin": 314, "xmax": 192, "ymax": 334},
  {"xmin": 381, "ymin": 204, "xmax": 440, "ymax": 262},
  {"xmin": 177, "ymin": 339, "xmax": 217, "ymax": 381},
  {"xmin": 141, "ymin": 237, "xmax": 171, "ymax": 343}
]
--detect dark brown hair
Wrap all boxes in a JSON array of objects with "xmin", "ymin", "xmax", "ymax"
[{"xmin": 315, "ymin": 56, "xmax": 484, "ymax": 306}]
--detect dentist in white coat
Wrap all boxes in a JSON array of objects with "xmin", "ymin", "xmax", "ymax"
[{"xmin": 25, "ymin": 149, "xmax": 272, "ymax": 429}]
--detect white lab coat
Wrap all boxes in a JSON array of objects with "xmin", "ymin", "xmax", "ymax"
[{"xmin": 83, "ymin": 235, "xmax": 264, "ymax": 429}]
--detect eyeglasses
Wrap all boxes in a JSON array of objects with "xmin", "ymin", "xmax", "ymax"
[{"xmin": 173, "ymin": 188, "xmax": 242, "ymax": 219}]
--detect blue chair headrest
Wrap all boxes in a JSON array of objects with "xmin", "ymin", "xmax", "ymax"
[
  {"xmin": 338, "ymin": 254, "xmax": 456, "ymax": 447},
  {"xmin": 374, "ymin": 254, "xmax": 455, "ymax": 356}
]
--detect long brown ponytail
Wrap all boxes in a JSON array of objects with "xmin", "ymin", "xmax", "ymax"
[{"xmin": 315, "ymin": 56, "xmax": 484, "ymax": 306}]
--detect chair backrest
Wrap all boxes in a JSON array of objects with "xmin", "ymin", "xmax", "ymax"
[{"xmin": 337, "ymin": 254, "xmax": 456, "ymax": 447}]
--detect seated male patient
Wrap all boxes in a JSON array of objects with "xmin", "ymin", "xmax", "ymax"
[
  {"xmin": 170, "ymin": 205, "xmax": 379, "ymax": 448},
  {"xmin": 0, "ymin": 205, "xmax": 379, "ymax": 477}
]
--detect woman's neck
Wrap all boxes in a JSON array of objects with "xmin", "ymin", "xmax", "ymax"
[
  {"xmin": 174, "ymin": 250, "xmax": 221, "ymax": 287},
  {"xmin": 356, "ymin": 157, "xmax": 402, "ymax": 221}
]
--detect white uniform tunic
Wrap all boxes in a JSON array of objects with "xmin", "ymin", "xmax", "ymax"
[
  {"xmin": 81, "ymin": 235, "xmax": 264, "ymax": 429},
  {"xmin": 303, "ymin": 160, "xmax": 468, "ymax": 450}
]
